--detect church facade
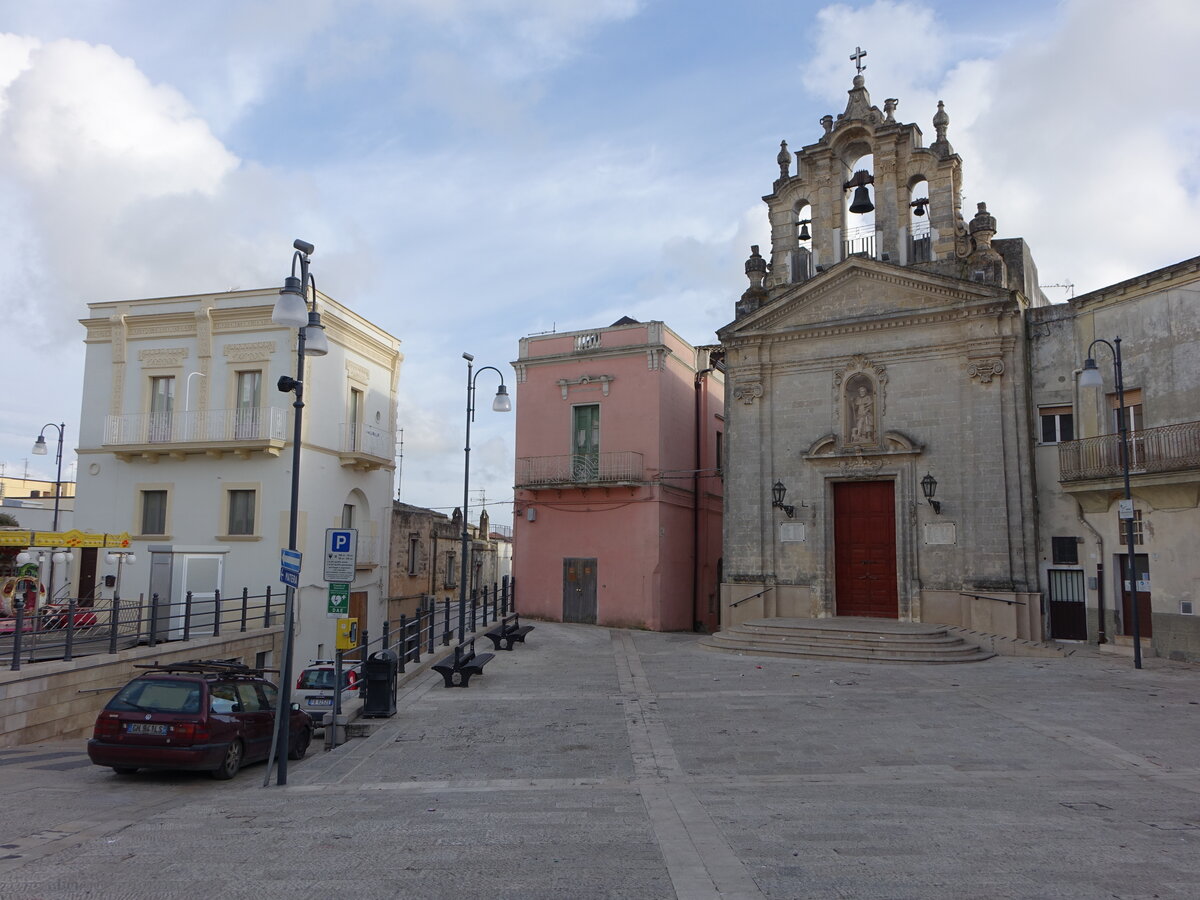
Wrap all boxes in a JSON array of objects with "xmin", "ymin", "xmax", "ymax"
[{"xmin": 717, "ymin": 69, "xmax": 1200, "ymax": 661}]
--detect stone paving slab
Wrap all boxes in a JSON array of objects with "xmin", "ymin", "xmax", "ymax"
[{"xmin": 0, "ymin": 621, "xmax": 1197, "ymax": 899}]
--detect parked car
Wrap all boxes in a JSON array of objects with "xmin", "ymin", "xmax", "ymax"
[
  {"xmin": 294, "ymin": 659, "xmax": 360, "ymax": 726},
  {"xmin": 87, "ymin": 660, "xmax": 313, "ymax": 779}
]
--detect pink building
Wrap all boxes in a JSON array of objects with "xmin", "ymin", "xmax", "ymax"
[{"xmin": 512, "ymin": 319, "xmax": 725, "ymax": 632}]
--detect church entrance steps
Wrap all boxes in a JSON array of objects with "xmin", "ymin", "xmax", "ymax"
[{"xmin": 698, "ymin": 617, "xmax": 996, "ymax": 664}]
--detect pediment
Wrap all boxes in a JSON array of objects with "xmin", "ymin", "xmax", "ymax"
[{"xmin": 721, "ymin": 257, "xmax": 1007, "ymax": 339}]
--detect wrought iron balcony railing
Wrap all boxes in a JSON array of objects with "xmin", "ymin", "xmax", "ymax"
[
  {"xmin": 516, "ymin": 451, "xmax": 644, "ymax": 487},
  {"xmin": 103, "ymin": 407, "xmax": 288, "ymax": 446},
  {"xmin": 1058, "ymin": 420, "xmax": 1200, "ymax": 482}
]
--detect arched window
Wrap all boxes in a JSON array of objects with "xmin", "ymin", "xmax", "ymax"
[
  {"xmin": 843, "ymin": 152, "xmax": 875, "ymax": 259},
  {"xmin": 908, "ymin": 178, "xmax": 931, "ymax": 263},
  {"xmin": 792, "ymin": 202, "xmax": 813, "ymax": 283}
]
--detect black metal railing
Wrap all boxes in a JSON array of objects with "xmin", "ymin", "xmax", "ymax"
[
  {"xmin": 324, "ymin": 575, "xmax": 516, "ymax": 749},
  {"xmin": 1058, "ymin": 420, "xmax": 1200, "ymax": 482},
  {"xmin": 5, "ymin": 587, "xmax": 277, "ymax": 672}
]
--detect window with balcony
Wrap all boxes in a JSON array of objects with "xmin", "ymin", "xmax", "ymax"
[
  {"xmin": 141, "ymin": 489, "xmax": 168, "ymax": 535},
  {"xmin": 234, "ymin": 371, "xmax": 262, "ymax": 440},
  {"xmin": 1039, "ymin": 406, "xmax": 1074, "ymax": 444},
  {"xmin": 349, "ymin": 388, "xmax": 364, "ymax": 451},
  {"xmin": 227, "ymin": 489, "xmax": 256, "ymax": 535},
  {"xmin": 572, "ymin": 404, "xmax": 600, "ymax": 481},
  {"xmin": 149, "ymin": 376, "xmax": 175, "ymax": 442}
]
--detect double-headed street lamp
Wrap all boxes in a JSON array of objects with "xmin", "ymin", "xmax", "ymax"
[
  {"xmin": 459, "ymin": 353, "xmax": 511, "ymax": 632},
  {"xmin": 1078, "ymin": 336, "xmax": 1141, "ymax": 669},
  {"xmin": 33, "ymin": 423, "xmax": 65, "ymax": 599},
  {"xmin": 269, "ymin": 239, "xmax": 328, "ymax": 785}
]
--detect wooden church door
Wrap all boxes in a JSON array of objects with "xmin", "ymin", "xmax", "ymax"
[{"xmin": 834, "ymin": 481, "xmax": 898, "ymax": 618}]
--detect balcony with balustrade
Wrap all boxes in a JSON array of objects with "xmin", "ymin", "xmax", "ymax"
[
  {"xmin": 1057, "ymin": 420, "xmax": 1200, "ymax": 509},
  {"xmin": 103, "ymin": 407, "xmax": 288, "ymax": 461},
  {"xmin": 339, "ymin": 422, "xmax": 394, "ymax": 472},
  {"xmin": 515, "ymin": 451, "xmax": 645, "ymax": 490}
]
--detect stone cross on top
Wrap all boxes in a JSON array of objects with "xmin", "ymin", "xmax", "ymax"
[{"xmin": 850, "ymin": 46, "xmax": 867, "ymax": 73}]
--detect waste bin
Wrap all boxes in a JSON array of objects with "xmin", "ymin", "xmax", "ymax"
[{"xmin": 362, "ymin": 649, "xmax": 398, "ymax": 717}]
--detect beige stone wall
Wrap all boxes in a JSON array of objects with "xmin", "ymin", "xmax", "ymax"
[{"xmin": 0, "ymin": 628, "xmax": 281, "ymax": 748}]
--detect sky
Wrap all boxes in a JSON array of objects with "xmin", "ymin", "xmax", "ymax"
[{"xmin": 2, "ymin": 0, "xmax": 1198, "ymax": 528}]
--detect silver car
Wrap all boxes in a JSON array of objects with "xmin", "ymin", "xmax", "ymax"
[{"xmin": 293, "ymin": 660, "xmax": 360, "ymax": 726}]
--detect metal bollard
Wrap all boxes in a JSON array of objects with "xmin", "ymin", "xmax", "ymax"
[
  {"xmin": 240, "ymin": 587, "xmax": 249, "ymax": 632},
  {"xmin": 108, "ymin": 594, "xmax": 121, "ymax": 655},
  {"xmin": 183, "ymin": 590, "xmax": 193, "ymax": 642},
  {"xmin": 148, "ymin": 593, "xmax": 160, "ymax": 647},
  {"xmin": 212, "ymin": 589, "xmax": 222, "ymax": 637},
  {"xmin": 64, "ymin": 599, "xmax": 77, "ymax": 661}
]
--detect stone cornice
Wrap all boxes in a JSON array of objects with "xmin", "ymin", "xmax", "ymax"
[
  {"xmin": 720, "ymin": 257, "xmax": 1009, "ymax": 339},
  {"xmin": 723, "ymin": 301, "xmax": 1020, "ymax": 350}
]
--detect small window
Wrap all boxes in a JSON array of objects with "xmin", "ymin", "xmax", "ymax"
[
  {"xmin": 407, "ymin": 533, "xmax": 419, "ymax": 576},
  {"xmin": 342, "ymin": 504, "xmax": 355, "ymax": 530},
  {"xmin": 1039, "ymin": 406, "xmax": 1074, "ymax": 444},
  {"xmin": 228, "ymin": 490, "xmax": 256, "ymax": 535},
  {"xmin": 141, "ymin": 490, "xmax": 167, "ymax": 535},
  {"xmin": 715, "ymin": 431, "xmax": 723, "ymax": 474},
  {"xmin": 1051, "ymin": 536, "xmax": 1079, "ymax": 565},
  {"xmin": 445, "ymin": 551, "xmax": 457, "ymax": 588},
  {"xmin": 1119, "ymin": 509, "xmax": 1144, "ymax": 545}
]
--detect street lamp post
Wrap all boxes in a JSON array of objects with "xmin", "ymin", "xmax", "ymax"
[
  {"xmin": 268, "ymin": 239, "xmax": 328, "ymax": 786},
  {"xmin": 1078, "ymin": 336, "xmax": 1141, "ymax": 669},
  {"xmin": 32, "ymin": 423, "xmax": 65, "ymax": 599},
  {"xmin": 458, "ymin": 354, "xmax": 512, "ymax": 631}
]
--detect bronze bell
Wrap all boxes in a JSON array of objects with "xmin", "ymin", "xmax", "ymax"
[
  {"xmin": 913, "ymin": 201, "xmax": 926, "ymax": 217},
  {"xmin": 849, "ymin": 185, "xmax": 874, "ymax": 214},
  {"xmin": 798, "ymin": 221, "xmax": 811, "ymax": 241}
]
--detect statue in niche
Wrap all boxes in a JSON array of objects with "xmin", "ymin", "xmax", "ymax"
[{"xmin": 847, "ymin": 378, "xmax": 876, "ymax": 445}]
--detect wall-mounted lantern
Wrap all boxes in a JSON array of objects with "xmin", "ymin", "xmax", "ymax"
[
  {"xmin": 772, "ymin": 481, "xmax": 796, "ymax": 518},
  {"xmin": 920, "ymin": 472, "xmax": 941, "ymax": 514}
]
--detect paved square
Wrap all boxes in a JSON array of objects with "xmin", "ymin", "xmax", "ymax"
[{"xmin": 0, "ymin": 623, "xmax": 1197, "ymax": 898}]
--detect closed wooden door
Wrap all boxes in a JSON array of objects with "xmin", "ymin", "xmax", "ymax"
[
  {"xmin": 1118, "ymin": 554, "xmax": 1152, "ymax": 637},
  {"xmin": 834, "ymin": 481, "xmax": 897, "ymax": 618},
  {"xmin": 563, "ymin": 558, "xmax": 597, "ymax": 624},
  {"xmin": 350, "ymin": 590, "xmax": 368, "ymax": 640}
]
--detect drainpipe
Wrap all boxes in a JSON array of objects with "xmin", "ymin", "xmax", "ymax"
[
  {"xmin": 1075, "ymin": 499, "xmax": 1105, "ymax": 644},
  {"xmin": 693, "ymin": 367, "xmax": 714, "ymax": 632}
]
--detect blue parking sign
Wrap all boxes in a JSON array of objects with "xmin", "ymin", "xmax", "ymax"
[{"xmin": 324, "ymin": 529, "xmax": 357, "ymax": 582}]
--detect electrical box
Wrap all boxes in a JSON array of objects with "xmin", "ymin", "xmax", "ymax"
[{"xmin": 336, "ymin": 618, "xmax": 359, "ymax": 650}]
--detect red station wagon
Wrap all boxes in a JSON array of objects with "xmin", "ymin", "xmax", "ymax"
[{"xmin": 87, "ymin": 661, "xmax": 313, "ymax": 779}]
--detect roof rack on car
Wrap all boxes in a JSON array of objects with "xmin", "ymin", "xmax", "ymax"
[{"xmin": 133, "ymin": 659, "xmax": 280, "ymax": 676}]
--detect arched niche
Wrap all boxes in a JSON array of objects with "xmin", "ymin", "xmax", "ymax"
[{"xmin": 845, "ymin": 372, "xmax": 879, "ymax": 447}]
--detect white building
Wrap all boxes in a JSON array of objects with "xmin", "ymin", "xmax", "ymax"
[{"xmin": 74, "ymin": 287, "xmax": 402, "ymax": 664}]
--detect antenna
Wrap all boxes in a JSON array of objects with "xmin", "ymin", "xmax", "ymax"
[{"xmin": 1039, "ymin": 281, "xmax": 1075, "ymax": 299}]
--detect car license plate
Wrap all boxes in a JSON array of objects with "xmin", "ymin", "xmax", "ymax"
[
  {"xmin": 308, "ymin": 697, "xmax": 333, "ymax": 706},
  {"xmin": 127, "ymin": 723, "xmax": 169, "ymax": 735}
]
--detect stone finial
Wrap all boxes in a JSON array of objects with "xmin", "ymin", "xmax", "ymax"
[
  {"xmin": 933, "ymin": 100, "xmax": 949, "ymax": 142},
  {"xmin": 744, "ymin": 245, "xmax": 767, "ymax": 288},
  {"xmin": 777, "ymin": 140, "xmax": 792, "ymax": 180},
  {"xmin": 884, "ymin": 98, "xmax": 898, "ymax": 122},
  {"xmin": 931, "ymin": 99, "xmax": 954, "ymax": 157},
  {"xmin": 736, "ymin": 245, "xmax": 771, "ymax": 319},
  {"xmin": 968, "ymin": 202, "xmax": 997, "ymax": 244},
  {"xmin": 965, "ymin": 202, "xmax": 1006, "ymax": 287},
  {"xmin": 820, "ymin": 114, "xmax": 834, "ymax": 136}
]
